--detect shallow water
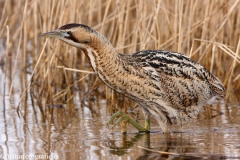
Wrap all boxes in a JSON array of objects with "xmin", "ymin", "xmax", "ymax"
[{"xmin": 0, "ymin": 84, "xmax": 240, "ymax": 160}]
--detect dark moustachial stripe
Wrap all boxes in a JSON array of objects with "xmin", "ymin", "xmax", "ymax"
[{"xmin": 65, "ymin": 31, "xmax": 79, "ymax": 43}]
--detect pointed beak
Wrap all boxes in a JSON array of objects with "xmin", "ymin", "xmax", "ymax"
[{"xmin": 40, "ymin": 30, "xmax": 63, "ymax": 39}]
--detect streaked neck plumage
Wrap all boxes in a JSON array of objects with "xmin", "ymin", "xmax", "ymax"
[{"xmin": 79, "ymin": 31, "xmax": 121, "ymax": 74}]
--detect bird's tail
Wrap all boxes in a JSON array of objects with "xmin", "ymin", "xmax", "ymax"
[{"xmin": 171, "ymin": 105, "xmax": 200, "ymax": 125}]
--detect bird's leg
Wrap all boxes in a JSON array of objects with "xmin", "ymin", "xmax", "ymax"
[
  {"xmin": 107, "ymin": 111, "xmax": 149, "ymax": 132},
  {"xmin": 141, "ymin": 109, "xmax": 151, "ymax": 130},
  {"xmin": 121, "ymin": 96, "xmax": 127, "ymax": 133},
  {"xmin": 144, "ymin": 113, "xmax": 151, "ymax": 130}
]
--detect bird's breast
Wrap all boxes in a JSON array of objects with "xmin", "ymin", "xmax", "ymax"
[{"xmin": 96, "ymin": 62, "xmax": 162, "ymax": 102}]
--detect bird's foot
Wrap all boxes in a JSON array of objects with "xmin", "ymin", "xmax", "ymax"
[{"xmin": 107, "ymin": 111, "xmax": 149, "ymax": 133}]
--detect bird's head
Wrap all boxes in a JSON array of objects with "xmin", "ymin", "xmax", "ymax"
[{"xmin": 40, "ymin": 23, "xmax": 107, "ymax": 50}]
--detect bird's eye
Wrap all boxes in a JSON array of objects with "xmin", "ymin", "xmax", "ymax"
[
  {"xmin": 60, "ymin": 31, "xmax": 71, "ymax": 37},
  {"xmin": 67, "ymin": 31, "xmax": 71, "ymax": 35}
]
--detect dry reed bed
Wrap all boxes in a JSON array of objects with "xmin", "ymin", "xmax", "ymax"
[{"xmin": 0, "ymin": 0, "xmax": 239, "ymax": 115}]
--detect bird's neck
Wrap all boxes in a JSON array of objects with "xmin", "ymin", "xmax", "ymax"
[{"xmin": 82, "ymin": 39, "xmax": 121, "ymax": 74}]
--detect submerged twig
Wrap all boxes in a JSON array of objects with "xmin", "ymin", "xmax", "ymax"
[
  {"xmin": 138, "ymin": 146, "xmax": 224, "ymax": 159},
  {"xmin": 138, "ymin": 146, "xmax": 180, "ymax": 156}
]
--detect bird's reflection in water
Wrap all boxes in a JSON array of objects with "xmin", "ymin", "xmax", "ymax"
[
  {"xmin": 106, "ymin": 133, "xmax": 148, "ymax": 156},
  {"xmin": 105, "ymin": 132, "xmax": 228, "ymax": 159}
]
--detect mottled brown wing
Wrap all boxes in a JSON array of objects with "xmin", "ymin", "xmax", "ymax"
[{"xmin": 131, "ymin": 50, "xmax": 225, "ymax": 107}]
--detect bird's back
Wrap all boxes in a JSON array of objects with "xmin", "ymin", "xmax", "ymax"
[{"xmin": 128, "ymin": 50, "xmax": 225, "ymax": 107}]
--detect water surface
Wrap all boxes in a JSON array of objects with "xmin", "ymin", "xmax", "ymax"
[{"xmin": 0, "ymin": 87, "xmax": 240, "ymax": 159}]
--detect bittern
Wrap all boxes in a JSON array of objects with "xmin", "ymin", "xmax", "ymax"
[{"xmin": 41, "ymin": 23, "xmax": 225, "ymax": 133}]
